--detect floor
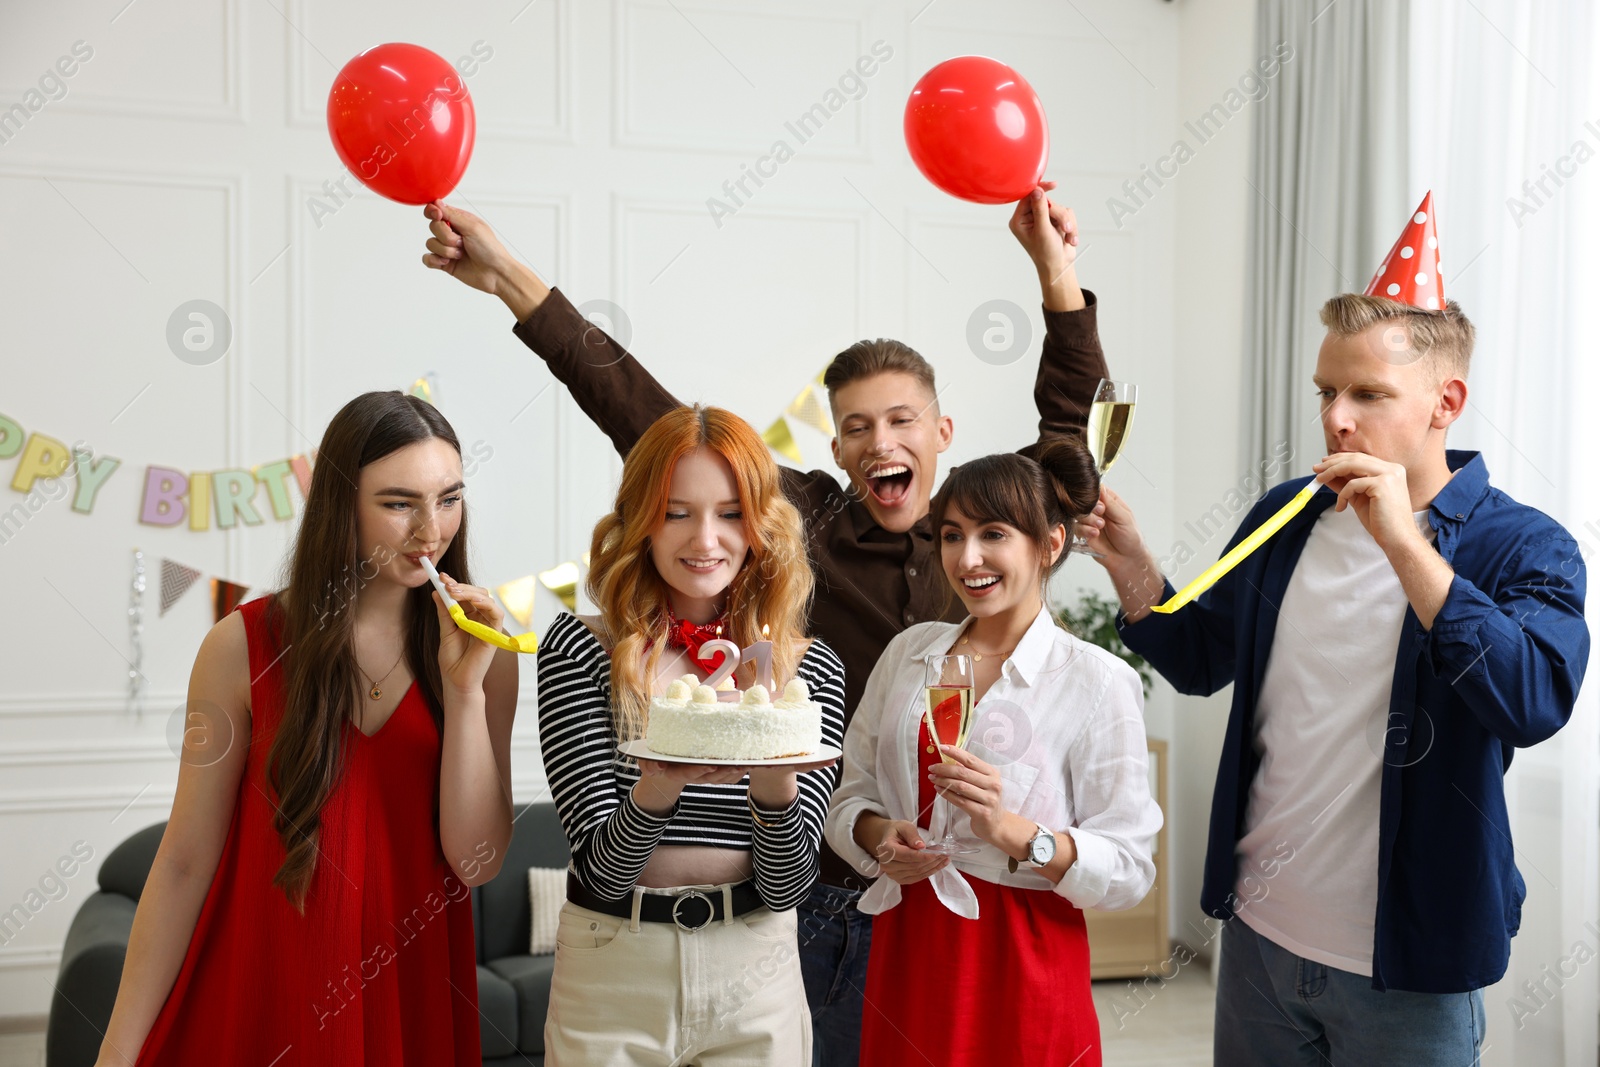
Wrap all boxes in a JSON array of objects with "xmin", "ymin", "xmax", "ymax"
[
  {"xmin": 0, "ymin": 1024, "xmax": 45, "ymax": 1067},
  {"xmin": 0, "ymin": 968, "xmax": 1216, "ymax": 1066},
  {"xmin": 1094, "ymin": 962, "xmax": 1216, "ymax": 1066}
]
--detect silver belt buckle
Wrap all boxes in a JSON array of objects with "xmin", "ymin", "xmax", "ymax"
[{"xmin": 671, "ymin": 889, "xmax": 714, "ymax": 932}]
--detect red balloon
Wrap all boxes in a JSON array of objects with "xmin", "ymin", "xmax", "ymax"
[
  {"xmin": 904, "ymin": 56, "xmax": 1049, "ymax": 205},
  {"xmin": 327, "ymin": 43, "xmax": 475, "ymax": 205}
]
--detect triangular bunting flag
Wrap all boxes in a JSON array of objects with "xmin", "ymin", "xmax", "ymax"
[
  {"xmin": 1364, "ymin": 192, "xmax": 1445, "ymax": 310},
  {"xmin": 538, "ymin": 562, "xmax": 580, "ymax": 613},
  {"xmin": 159, "ymin": 559, "xmax": 204, "ymax": 617},
  {"xmin": 786, "ymin": 384, "xmax": 834, "ymax": 437},
  {"xmin": 211, "ymin": 578, "xmax": 251, "ymax": 624},
  {"xmin": 762, "ymin": 416, "xmax": 803, "ymax": 464},
  {"xmin": 496, "ymin": 575, "xmax": 538, "ymax": 631}
]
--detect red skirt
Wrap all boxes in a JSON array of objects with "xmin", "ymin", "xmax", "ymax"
[
  {"xmin": 860, "ymin": 879, "xmax": 1101, "ymax": 1066},
  {"xmin": 858, "ymin": 719, "xmax": 1101, "ymax": 1066}
]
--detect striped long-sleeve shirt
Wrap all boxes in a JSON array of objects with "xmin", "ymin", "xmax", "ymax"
[{"xmin": 536, "ymin": 612, "xmax": 846, "ymax": 911}]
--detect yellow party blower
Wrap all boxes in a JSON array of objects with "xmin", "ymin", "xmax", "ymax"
[
  {"xmin": 1150, "ymin": 480, "xmax": 1323, "ymax": 614},
  {"xmin": 421, "ymin": 556, "xmax": 539, "ymax": 653}
]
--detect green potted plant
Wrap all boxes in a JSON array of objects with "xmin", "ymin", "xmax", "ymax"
[{"xmin": 1055, "ymin": 589, "xmax": 1155, "ymax": 697}]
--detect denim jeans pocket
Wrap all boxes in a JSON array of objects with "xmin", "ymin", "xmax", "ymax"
[{"xmin": 554, "ymin": 901, "xmax": 627, "ymax": 954}]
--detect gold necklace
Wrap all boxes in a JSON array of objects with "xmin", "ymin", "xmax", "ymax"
[
  {"xmin": 958, "ymin": 632, "xmax": 1016, "ymax": 664},
  {"xmin": 356, "ymin": 649, "xmax": 406, "ymax": 701}
]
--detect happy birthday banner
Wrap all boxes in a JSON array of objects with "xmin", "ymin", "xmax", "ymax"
[
  {"xmin": 2, "ymin": 378, "xmax": 437, "ymax": 532},
  {"xmin": 6, "ymin": 365, "xmax": 827, "ymax": 530},
  {"xmin": 0, "ymin": 409, "xmax": 316, "ymax": 531}
]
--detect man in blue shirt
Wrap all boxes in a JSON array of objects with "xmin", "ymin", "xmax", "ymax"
[{"xmin": 1086, "ymin": 290, "xmax": 1587, "ymax": 1064}]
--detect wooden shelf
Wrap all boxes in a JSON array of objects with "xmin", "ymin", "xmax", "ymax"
[{"xmin": 1084, "ymin": 737, "xmax": 1169, "ymax": 979}]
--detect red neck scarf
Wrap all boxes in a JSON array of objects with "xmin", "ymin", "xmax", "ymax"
[{"xmin": 663, "ymin": 607, "xmax": 731, "ymax": 670}]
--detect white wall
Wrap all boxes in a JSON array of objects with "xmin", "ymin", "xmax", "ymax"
[
  {"xmin": 1167, "ymin": 0, "xmax": 1259, "ymax": 962},
  {"xmin": 0, "ymin": 0, "xmax": 1197, "ymax": 1017}
]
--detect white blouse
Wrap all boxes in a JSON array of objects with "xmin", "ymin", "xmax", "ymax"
[{"xmin": 825, "ymin": 604, "xmax": 1162, "ymax": 919}]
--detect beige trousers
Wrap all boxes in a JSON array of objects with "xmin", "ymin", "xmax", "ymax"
[{"xmin": 543, "ymin": 884, "xmax": 811, "ymax": 1066}]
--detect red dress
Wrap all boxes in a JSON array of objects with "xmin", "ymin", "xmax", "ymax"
[
  {"xmin": 134, "ymin": 595, "xmax": 481, "ymax": 1066},
  {"xmin": 858, "ymin": 719, "xmax": 1101, "ymax": 1066}
]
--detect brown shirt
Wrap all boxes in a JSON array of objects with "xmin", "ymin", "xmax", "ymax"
[{"xmin": 514, "ymin": 289, "xmax": 1108, "ymax": 886}]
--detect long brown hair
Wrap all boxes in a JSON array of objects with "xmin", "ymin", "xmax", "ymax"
[
  {"xmin": 264, "ymin": 391, "xmax": 471, "ymax": 911},
  {"xmin": 586, "ymin": 405, "xmax": 813, "ymax": 740}
]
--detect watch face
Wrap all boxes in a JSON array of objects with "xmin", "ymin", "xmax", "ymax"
[{"xmin": 1031, "ymin": 831, "xmax": 1054, "ymax": 864}]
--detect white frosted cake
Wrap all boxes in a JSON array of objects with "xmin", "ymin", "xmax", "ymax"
[{"xmin": 645, "ymin": 675, "xmax": 823, "ymax": 760}]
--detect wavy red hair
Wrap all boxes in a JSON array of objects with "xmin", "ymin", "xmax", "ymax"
[{"xmin": 585, "ymin": 405, "xmax": 814, "ymax": 739}]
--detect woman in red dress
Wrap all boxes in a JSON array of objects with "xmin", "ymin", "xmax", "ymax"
[
  {"xmin": 93, "ymin": 391, "xmax": 518, "ymax": 1066},
  {"xmin": 825, "ymin": 437, "xmax": 1163, "ymax": 1065}
]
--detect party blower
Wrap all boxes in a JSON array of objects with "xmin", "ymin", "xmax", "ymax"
[
  {"xmin": 421, "ymin": 556, "xmax": 539, "ymax": 653},
  {"xmin": 1148, "ymin": 481, "xmax": 1325, "ymax": 613}
]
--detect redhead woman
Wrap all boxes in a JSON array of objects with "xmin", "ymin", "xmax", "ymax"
[{"xmin": 536, "ymin": 404, "xmax": 844, "ymax": 1065}]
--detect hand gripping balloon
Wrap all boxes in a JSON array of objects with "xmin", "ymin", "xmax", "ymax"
[{"xmin": 421, "ymin": 556, "xmax": 538, "ymax": 653}]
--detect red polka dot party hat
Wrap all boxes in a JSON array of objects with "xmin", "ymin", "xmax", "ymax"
[{"xmin": 1364, "ymin": 191, "xmax": 1445, "ymax": 310}]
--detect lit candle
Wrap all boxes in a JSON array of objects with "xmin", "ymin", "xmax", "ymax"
[{"xmin": 741, "ymin": 624, "xmax": 774, "ymax": 692}]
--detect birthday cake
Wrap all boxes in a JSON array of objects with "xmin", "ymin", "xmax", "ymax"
[{"xmin": 645, "ymin": 676, "xmax": 823, "ymax": 760}]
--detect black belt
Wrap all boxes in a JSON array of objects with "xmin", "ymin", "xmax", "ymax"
[{"xmin": 566, "ymin": 871, "xmax": 763, "ymax": 932}]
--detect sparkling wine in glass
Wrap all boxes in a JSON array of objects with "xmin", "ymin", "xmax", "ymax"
[
  {"xmin": 1072, "ymin": 379, "xmax": 1138, "ymax": 555},
  {"xmin": 920, "ymin": 655, "xmax": 982, "ymax": 856}
]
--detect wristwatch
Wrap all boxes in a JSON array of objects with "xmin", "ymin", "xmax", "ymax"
[{"xmin": 1007, "ymin": 823, "xmax": 1056, "ymax": 873}]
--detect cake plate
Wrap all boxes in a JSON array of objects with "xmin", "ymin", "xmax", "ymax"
[{"xmin": 618, "ymin": 740, "xmax": 842, "ymax": 767}]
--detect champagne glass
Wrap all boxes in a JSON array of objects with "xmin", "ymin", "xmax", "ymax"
[
  {"xmin": 919, "ymin": 654, "xmax": 983, "ymax": 856},
  {"xmin": 1071, "ymin": 378, "xmax": 1138, "ymax": 555}
]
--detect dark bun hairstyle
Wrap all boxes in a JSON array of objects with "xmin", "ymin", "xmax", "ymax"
[{"xmin": 931, "ymin": 434, "xmax": 1100, "ymax": 581}]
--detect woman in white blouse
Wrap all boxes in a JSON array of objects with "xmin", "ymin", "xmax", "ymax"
[{"xmin": 825, "ymin": 434, "xmax": 1161, "ymax": 1066}]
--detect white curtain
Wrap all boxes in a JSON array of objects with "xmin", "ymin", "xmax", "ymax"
[
  {"xmin": 1410, "ymin": 1, "xmax": 1600, "ymax": 1064},
  {"xmin": 1242, "ymin": 0, "xmax": 1410, "ymax": 475}
]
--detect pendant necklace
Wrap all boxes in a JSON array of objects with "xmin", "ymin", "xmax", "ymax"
[
  {"xmin": 958, "ymin": 632, "xmax": 1015, "ymax": 664},
  {"xmin": 357, "ymin": 649, "xmax": 406, "ymax": 701}
]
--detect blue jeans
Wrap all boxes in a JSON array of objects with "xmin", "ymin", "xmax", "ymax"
[
  {"xmin": 1216, "ymin": 918, "xmax": 1485, "ymax": 1065},
  {"xmin": 796, "ymin": 882, "xmax": 872, "ymax": 1067}
]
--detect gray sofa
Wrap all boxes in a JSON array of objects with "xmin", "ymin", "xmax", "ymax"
[{"xmin": 47, "ymin": 802, "xmax": 570, "ymax": 1066}]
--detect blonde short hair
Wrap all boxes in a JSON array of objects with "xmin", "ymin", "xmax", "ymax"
[{"xmin": 1320, "ymin": 294, "xmax": 1475, "ymax": 379}]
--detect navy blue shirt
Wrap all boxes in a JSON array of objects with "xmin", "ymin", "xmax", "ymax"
[{"xmin": 1118, "ymin": 450, "xmax": 1588, "ymax": 993}]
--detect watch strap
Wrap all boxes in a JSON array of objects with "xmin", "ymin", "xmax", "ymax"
[{"xmin": 1008, "ymin": 823, "xmax": 1052, "ymax": 873}]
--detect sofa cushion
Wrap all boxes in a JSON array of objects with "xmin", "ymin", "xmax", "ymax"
[
  {"xmin": 486, "ymin": 953, "xmax": 556, "ymax": 1056},
  {"xmin": 476, "ymin": 962, "xmax": 519, "ymax": 1058},
  {"xmin": 96, "ymin": 821, "xmax": 166, "ymax": 901},
  {"xmin": 478, "ymin": 803, "xmax": 570, "ymax": 962},
  {"xmin": 527, "ymin": 867, "xmax": 566, "ymax": 955}
]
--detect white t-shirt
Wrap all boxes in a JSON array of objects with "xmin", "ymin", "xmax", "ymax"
[{"xmin": 1234, "ymin": 503, "xmax": 1436, "ymax": 976}]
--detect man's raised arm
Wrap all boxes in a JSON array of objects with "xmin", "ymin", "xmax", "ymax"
[
  {"xmin": 422, "ymin": 201, "xmax": 679, "ymax": 457},
  {"xmin": 1007, "ymin": 185, "xmax": 1108, "ymax": 444}
]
